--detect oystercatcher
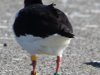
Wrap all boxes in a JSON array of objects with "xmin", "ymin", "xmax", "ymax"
[{"xmin": 13, "ymin": 0, "xmax": 74, "ymax": 75}]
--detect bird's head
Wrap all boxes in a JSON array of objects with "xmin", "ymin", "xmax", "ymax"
[{"xmin": 24, "ymin": 0, "xmax": 42, "ymax": 7}]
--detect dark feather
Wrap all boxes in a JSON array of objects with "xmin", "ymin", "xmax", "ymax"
[{"xmin": 13, "ymin": 3, "xmax": 74, "ymax": 38}]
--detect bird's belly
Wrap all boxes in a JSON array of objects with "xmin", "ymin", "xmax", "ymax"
[{"xmin": 15, "ymin": 34, "xmax": 71, "ymax": 56}]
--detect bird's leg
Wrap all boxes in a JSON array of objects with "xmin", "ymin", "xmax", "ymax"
[
  {"xmin": 54, "ymin": 56, "xmax": 62, "ymax": 75},
  {"xmin": 31, "ymin": 55, "xmax": 37, "ymax": 75}
]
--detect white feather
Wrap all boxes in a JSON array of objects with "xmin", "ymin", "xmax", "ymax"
[{"xmin": 15, "ymin": 34, "xmax": 71, "ymax": 56}]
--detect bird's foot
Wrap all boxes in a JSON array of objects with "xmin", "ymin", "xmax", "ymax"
[
  {"xmin": 54, "ymin": 73, "xmax": 60, "ymax": 75},
  {"xmin": 31, "ymin": 71, "xmax": 37, "ymax": 75}
]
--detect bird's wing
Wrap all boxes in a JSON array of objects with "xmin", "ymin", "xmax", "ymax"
[{"xmin": 13, "ymin": 4, "xmax": 74, "ymax": 38}]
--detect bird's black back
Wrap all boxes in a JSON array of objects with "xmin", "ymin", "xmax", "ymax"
[{"xmin": 13, "ymin": 4, "xmax": 74, "ymax": 38}]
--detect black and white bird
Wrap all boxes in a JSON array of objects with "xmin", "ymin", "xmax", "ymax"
[{"xmin": 13, "ymin": 0, "xmax": 74, "ymax": 75}]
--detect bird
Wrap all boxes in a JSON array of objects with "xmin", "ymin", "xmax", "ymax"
[{"xmin": 13, "ymin": 0, "xmax": 74, "ymax": 75}]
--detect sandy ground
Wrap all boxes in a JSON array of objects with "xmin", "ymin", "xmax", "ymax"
[{"xmin": 0, "ymin": 0, "xmax": 100, "ymax": 75}]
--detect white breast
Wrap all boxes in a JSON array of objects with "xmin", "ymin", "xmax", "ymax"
[{"xmin": 15, "ymin": 34, "xmax": 71, "ymax": 56}]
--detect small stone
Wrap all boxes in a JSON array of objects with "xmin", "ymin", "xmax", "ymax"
[{"xmin": 3, "ymin": 43, "xmax": 7, "ymax": 47}]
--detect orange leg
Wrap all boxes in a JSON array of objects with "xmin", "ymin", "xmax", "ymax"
[{"xmin": 31, "ymin": 55, "xmax": 37, "ymax": 75}]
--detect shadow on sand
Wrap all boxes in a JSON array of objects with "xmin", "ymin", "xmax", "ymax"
[{"xmin": 84, "ymin": 61, "xmax": 100, "ymax": 68}]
